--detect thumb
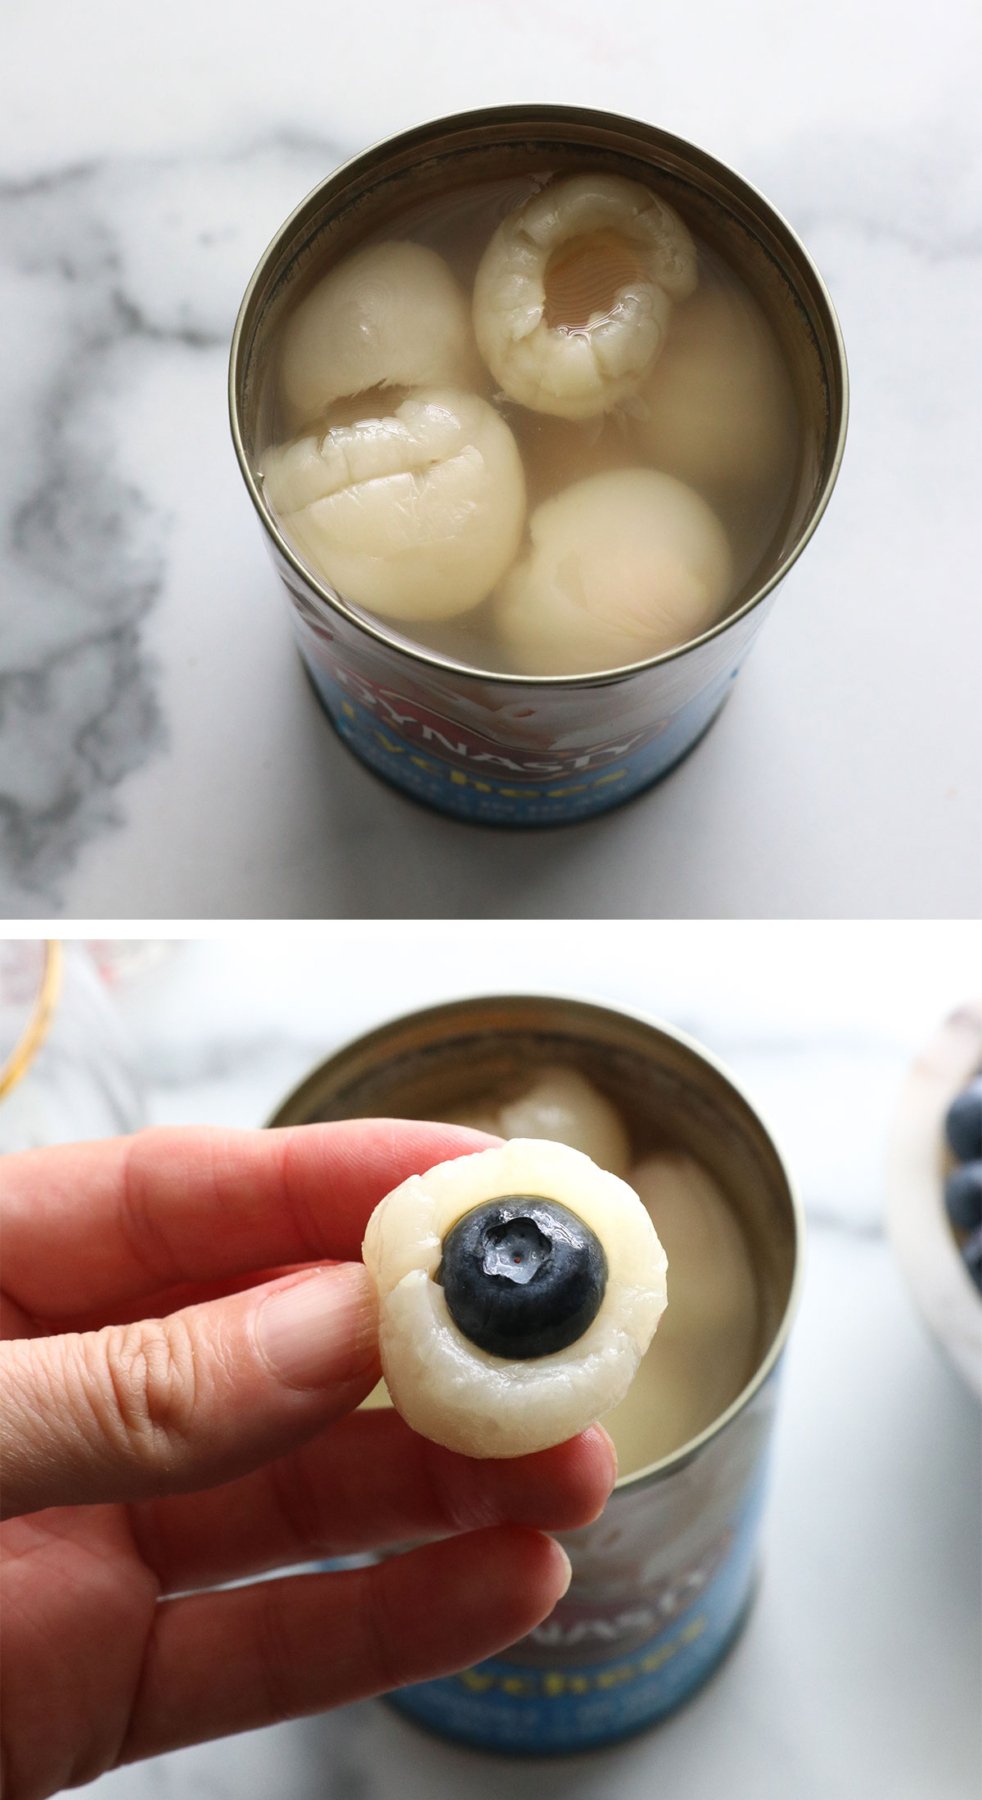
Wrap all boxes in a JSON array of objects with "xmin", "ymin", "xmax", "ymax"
[{"xmin": 1, "ymin": 1264, "xmax": 379, "ymax": 1517}]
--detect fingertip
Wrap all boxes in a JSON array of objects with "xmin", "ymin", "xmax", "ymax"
[
  {"xmin": 462, "ymin": 1424, "xmax": 616, "ymax": 1536},
  {"xmin": 488, "ymin": 1524, "xmax": 573, "ymax": 1615},
  {"xmin": 585, "ymin": 1421, "xmax": 619, "ymax": 1485},
  {"xmin": 421, "ymin": 1123, "xmax": 506, "ymax": 1158},
  {"xmin": 542, "ymin": 1424, "xmax": 618, "ymax": 1525},
  {"xmin": 546, "ymin": 1535, "xmax": 573, "ymax": 1600}
]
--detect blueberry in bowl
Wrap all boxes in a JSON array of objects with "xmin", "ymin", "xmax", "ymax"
[
  {"xmin": 945, "ymin": 1075, "xmax": 982, "ymax": 1165},
  {"xmin": 886, "ymin": 1003, "xmax": 982, "ymax": 1400},
  {"xmin": 943, "ymin": 1073, "xmax": 982, "ymax": 1293}
]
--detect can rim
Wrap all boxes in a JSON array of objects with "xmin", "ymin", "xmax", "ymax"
[
  {"xmin": 229, "ymin": 103, "xmax": 849, "ymax": 691},
  {"xmin": 264, "ymin": 987, "xmax": 806, "ymax": 1489}
]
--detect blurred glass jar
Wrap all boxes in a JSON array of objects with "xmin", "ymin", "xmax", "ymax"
[{"xmin": 0, "ymin": 942, "xmax": 145, "ymax": 1152}]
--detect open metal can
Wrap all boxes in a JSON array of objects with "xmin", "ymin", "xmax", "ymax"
[
  {"xmin": 230, "ymin": 106, "xmax": 847, "ymax": 827},
  {"xmin": 267, "ymin": 993, "xmax": 802, "ymax": 1752}
]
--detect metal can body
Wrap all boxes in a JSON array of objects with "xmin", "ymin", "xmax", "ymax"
[
  {"xmin": 390, "ymin": 1384, "xmax": 775, "ymax": 1751},
  {"xmin": 268, "ymin": 994, "xmax": 802, "ymax": 1752},
  {"xmin": 276, "ymin": 539, "xmax": 771, "ymax": 824},
  {"xmin": 231, "ymin": 108, "xmax": 847, "ymax": 828}
]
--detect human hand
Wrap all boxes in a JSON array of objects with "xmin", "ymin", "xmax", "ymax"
[{"xmin": 0, "ymin": 1123, "xmax": 616, "ymax": 1799}]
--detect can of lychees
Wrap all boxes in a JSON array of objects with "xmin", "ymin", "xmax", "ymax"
[
  {"xmin": 230, "ymin": 106, "xmax": 846, "ymax": 827},
  {"xmin": 267, "ymin": 993, "xmax": 803, "ymax": 1751}
]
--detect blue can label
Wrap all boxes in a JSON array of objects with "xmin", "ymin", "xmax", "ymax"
[
  {"xmin": 301, "ymin": 653, "xmax": 741, "ymax": 825},
  {"xmin": 389, "ymin": 1440, "xmax": 771, "ymax": 1752}
]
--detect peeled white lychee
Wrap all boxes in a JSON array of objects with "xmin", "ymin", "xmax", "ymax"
[
  {"xmin": 261, "ymin": 388, "xmax": 526, "ymax": 622},
  {"xmin": 473, "ymin": 173, "xmax": 697, "ymax": 420},
  {"xmin": 634, "ymin": 283, "xmax": 796, "ymax": 491},
  {"xmin": 278, "ymin": 239, "xmax": 480, "ymax": 429},
  {"xmin": 600, "ymin": 1152, "xmax": 759, "ymax": 1464},
  {"xmin": 493, "ymin": 467, "xmax": 732, "ymax": 675},
  {"xmin": 631, "ymin": 1153, "xmax": 758, "ymax": 1351},
  {"xmin": 446, "ymin": 1066, "xmax": 631, "ymax": 1178}
]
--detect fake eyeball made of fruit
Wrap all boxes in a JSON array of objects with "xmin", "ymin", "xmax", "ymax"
[
  {"xmin": 446, "ymin": 1067, "xmax": 631, "ymax": 1178},
  {"xmin": 493, "ymin": 467, "xmax": 732, "ymax": 675},
  {"xmin": 361, "ymin": 1138, "xmax": 667, "ymax": 1457},
  {"xmin": 633, "ymin": 283, "xmax": 796, "ymax": 491},
  {"xmin": 472, "ymin": 174, "xmax": 697, "ymax": 420},
  {"xmin": 261, "ymin": 388, "xmax": 527, "ymax": 622},
  {"xmin": 277, "ymin": 240, "xmax": 481, "ymax": 430}
]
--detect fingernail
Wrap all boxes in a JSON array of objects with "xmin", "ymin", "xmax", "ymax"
[
  {"xmin": 255, "ymin": 1264, "xmax": 377, "ymax": 1390},
  {"xmin": 594, "ymin": 1423, "xmax": 619, "ymax": 1483},
  {"xmin": 551, "ymin": 1541, "xmax": 573, "ymax": 1598}
]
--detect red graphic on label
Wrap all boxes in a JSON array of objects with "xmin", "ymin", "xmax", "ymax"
[{"xmin": 326, "ymin": 658, "xmax": 667, "ymax": 780}]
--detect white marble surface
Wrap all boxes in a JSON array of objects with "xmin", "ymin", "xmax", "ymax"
[
  {"xmin": 40, "ymin": 922, "xmax": 980, "ymax": 1799},
  {"xmin": 2, "ymin": 2, "xmax": 981, "ymax": 920}
]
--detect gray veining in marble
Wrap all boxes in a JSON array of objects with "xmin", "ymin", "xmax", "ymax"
[{"xmin": 1, "ymin": 137, "xmax": 345, "ymax": 914}]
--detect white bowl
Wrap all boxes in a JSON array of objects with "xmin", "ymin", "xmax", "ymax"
[{"xmin": 886, "ymin": 1000, "xmax": 982, "ymax": 1401}]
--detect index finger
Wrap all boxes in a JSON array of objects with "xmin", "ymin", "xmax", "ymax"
[{"xmin": 0, "ymin": 1121, "xmax": 495, "ymax": 1320}]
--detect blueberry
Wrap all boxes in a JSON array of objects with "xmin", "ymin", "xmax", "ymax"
[
  {"xmin": 945, "ymin": 1161, "xmax": 982, "ymax": 1232},
  {"xmin": 962, "ymin": 1226, "xmax": 982, "ymax": 1296},
  {"xmin": 437, "ymin": 1195, "xmax": 607, "ymax": 1359},
  {"xmin": 944, "ymin": 1075, "xmax": 982, "ymax": 1163}
]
